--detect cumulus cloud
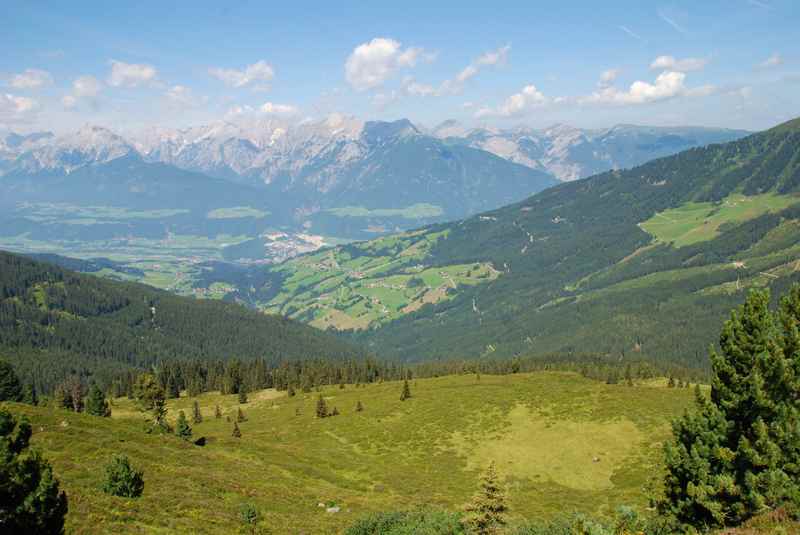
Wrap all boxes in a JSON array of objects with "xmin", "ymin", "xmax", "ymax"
[
  {"xmin": 650, "ymin": 55, "xmax": 708, "ymax": 72},
  {"xmin": 344, "ymin": 38, "xmax": 429, "ymax": 91},
  {"xmin": 759, "ymin": 53, "xmax": 783, "ymax": 68},
  {"xmin": 73, "ymin": 75, "xmax": 103, "ymax": 97},
  {"xmin": 260, "ymin": 101, "xmax": 298, "ymax": 115},
  {"xmin": 455, "ymin": 44, "xmax": 510, "ymax": 84},
  {"xmin": 165, "ymin": 85, "xmax": 206, "ymax": 108},
  {"xmin": 580, "ymin": 70, "xmax": 714, "ymax": 105},
  {"xmin": 9, "ymin": 68, "xmax": 53, "ymax": 89},
  {"xmin": 475, "ymin": 84, "xmax": 549, "ymax": 118},
  {"xmin": 209, "ymin": 60, "xmax": 275, "ymax": 88},
  {"xmin": 599, "ymin": 68, "xmax": 621, "ymax": 87},
  {"xmin": 0, "ymin": 93, "xmax": 39, "ymax": 122},
  {"xmin": 108, "ymin": 60, "xmax": 157, "ymax": 87}
]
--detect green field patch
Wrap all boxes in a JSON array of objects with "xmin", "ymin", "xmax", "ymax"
[
  {"xmin": 325, "ymin": 203, "xmax": 444, "ymax": 219},
  {"xmin": 206, "ymin": 206, "xmax": 270, "ymax": 219},
  {"xmin": 640, "ymin": 193, "xmax": 799, "ymax": 247},
  {"xmin": 18, "ymin": 202, "xmax": 190, "ymax": 221}
]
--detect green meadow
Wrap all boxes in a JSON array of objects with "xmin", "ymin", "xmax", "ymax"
[{"xmin": 6, "ymin": 372, "xmax": 695, "ymax": 534}]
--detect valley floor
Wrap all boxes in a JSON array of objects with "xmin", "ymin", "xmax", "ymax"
[{"xmin": 6, "ymin": 372, "xmax": 696, "ymax": 534}]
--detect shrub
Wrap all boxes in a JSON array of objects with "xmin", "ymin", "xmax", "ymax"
[
  {"xmin": 345, "ymin": 509, "xmax": 466, "ymax": 535},
  {"xmin": 102, "ymin": 454, "xmax": 144, "ymax": 498}
]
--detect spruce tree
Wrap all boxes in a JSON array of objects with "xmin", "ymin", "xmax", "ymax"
[
  {"xmin": 331, "ymin": 407, "xmax": 339, "ymax": 416},
  {"xmin": 316, "ymin": 394, "xmax": 328, "ymax": 418},
  {"xmin": 661, "ymin": 288, "xmax": 800, "ymax": 529},
  {"xmin": 232, "ymin": 421, "xmax": 242, "ymax": 438},
  {"xmin": 192, "ymin": 400, "xmax": 203, "ymax": 424},
  {"xmin": 400, "ymin": 379, "xmax": 411, "ymax": 401},
  {"xmin": 102, "ymin": 454, "xmax": 144, "ymax": 498},
  {"xmin": 465, "ymin": 461, "xmax": 507, "ymax": 534},
  {"xmin": 0, "ymin": 360, "xmax": 22, "ymax": 401},
  {"xmin": 0, "ymin": 409, "xmax": 68, "ymax": 533},
  {"xmin": 176, "ymin": 410, "xmax": 192, "ymax": 441},
  {"xmin": 238, "ymin": 389, "xmax": 248, "ymax": 404},
  {"xmin": 85, "ymin": 382, "xmax": 111, "ymax": 417},
  {"xmin": 22, "ymin": 383, "xmax": 38, "ymax": 405}
]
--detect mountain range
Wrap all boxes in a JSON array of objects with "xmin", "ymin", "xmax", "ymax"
[{"xmin": 233, "ymin": 117, "xmax": 800, "ymax": 364}]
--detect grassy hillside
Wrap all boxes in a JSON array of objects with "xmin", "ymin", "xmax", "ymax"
[
  {"xmin": 0, "ymin": 251, "xmax": 366, "ymax": 392},
  {"xmin": 5, "ymin": 372, "xmax": 695, "ymax": 534},
  {"xmin": 246, "ymin": 117, "xmax": 800, "ymax": 364}
]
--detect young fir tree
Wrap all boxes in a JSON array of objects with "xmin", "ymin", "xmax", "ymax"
[
  {"xmin": 0, "ymin": 360, "xmax": 23, "ymax": 401},
  {"xmin": 331, "ymin": 407, "xmax": 339, "ymax": 416},
  {"xmin": 176, "ymin": 410, "xmax": 192, "ymax": 441},
  {"xmin": 214, "ymin": 405, "xmax": 222, "ymax": 419},
  {"xmin": 238, "ymin": 388, "xmax": 248, "ymax": 404},
  {"xmin": 22, "ymin": 383, "xmax": 38, "ymax": 405},
  {"xmin": 465, "ymin": 461, "xmax": 507, "ymax": 534},
  {"xmin": 660, "ymin": 287, "xmax": 800, "ymax": 529},
  {"xmin": 316, "ymin": 394, "xmax": 328, "ymax": 418},
  {"xmin": 232, "ymin": 421, "xmax": 242, "ymax": 438},
  {"xmin": 102, "ymin": 454, "xmax": 144, "ymax": 498},
  {"xmin": 0, "ymin": 409, "xmax": 68, "ymax": 533},
  {"xmin": 85, "ymin": 382, "xmax": 111, "ymax": 417},
  {"xmin": 192, "ymin": 400, "xmax": 203, "ymax": 424},
  {"xmin": 237, "ymin": 407, "xmax": 247, "ymax": 422},
  {"xmin": 356, "ymin": 400, "xmax": 364, "ymax": 412},
  {"xmin": 400, "ymin": 379, "xmax": 411, "ymax": 401}
]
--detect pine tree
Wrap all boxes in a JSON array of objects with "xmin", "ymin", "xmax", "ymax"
[
  {"xmin": 0, "ymin": 360, "xmax": 22, "ymax": 401},
  {"xmin": 465, "ymin": 461, "xmax": 507, "ymax": 534},
  {"xmin": 237, "ymin": 407, "xmax": 247, "ymax": 422},
  {"xmin": 238, "ymin": 389, "xmax": 248, "ymax": 404},
  {"xmin": 214, "ymin": 405, "xmax": 222, "ymax": 419},
  {"xmin": 192, "ymin": 400, "xmax": 203, "ymax": 424},
  {"xmin": 176, "ymin": 410, "xmax": 192, "ymax": 441},
  {"xmin": 102, "ymin": 454, "xmax": 144, "ymax": 498},
  {"xmin": 22, "ymin": 383, "xmax": 38, "ymax": 405},
  {"xmin": 400, "ymin": 379, "xmax": 411, "ymax": 401},
  {"xmin": 133, "ymin": 373, "xmax": 167, "ymax": 425},
  {"xmin": 660, "ymin": 288, "xmax": 800, "ymax": 529},
  {"xmin": 232, "ymin": 421, "xmax": 242, "ymax": 438},
  {"xmin": 331, "ymin": 407, "xmax": 339, "ymax": 416},
  {"xmin": 86, "ymin": 382, "xmax": 111, "ymax": 417},
  {"xmin": 0, "ymin": 409, "xmax": 68, "ymax": 533},
  {"xmin": 316, "ymin": 394, "xmax": 328, "ymax": 418},
  {"xmin": 356, "ymin": 400, "xmax": 364, "ymax": 412}
]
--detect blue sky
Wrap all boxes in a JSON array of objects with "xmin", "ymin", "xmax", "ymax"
[{"xmin": 1, "ymin": 0, "xmax": 798, "ymax": 133}]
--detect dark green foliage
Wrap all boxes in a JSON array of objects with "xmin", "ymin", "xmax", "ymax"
[
  {"xmin": 133, "ymin": 373, "xmax": 167, "ymax": 425},
  {"xmin": 316, "ymin": 395, "xmax": 328, "ymax": 418},
  {"xmin": 660, "ymin": 286, "xmax": 800, "ymax": 529},
  {"xmin": 192, "ymin": 400, "xmax": 203, "ymax": 424},
  {"xmin": 400, "ymin": 380, "xmax": 411, "ymax": 401},
  {"xmin": 0, "ymin": 251, "xmax": 369, "ymax": 394},
  {"xmin": 22, "ymin": 383, "xmax": 38, "ymax": 405},
  {"xmin": 465, "ymin": 461, "xmax": 507, "ymax": 535},
  {"xmin": 0, "ymin": 359, "xmax": 22, "ymax": 401},
  {"xmin": 345, "ymin": 509, "xmax": 466, "ymax": 535},
  {"xmin": 356, "ymin": 400, "xmax": 364, "ymax": 412},
  {"xmin": 238, "ymin": 389, "xmax": 248, "ymax": 404},
  {"xmin": 85, "ymin": 382, "xmax": 111, "ymax": 417},
  {"xmin": 239, "ymin": 502, "xmax": 262, "ymax": 534},
  {"xmin": 0, "ymin": 409, "xmax": 68, "ymax": 534},
  {"xmin": 101, "ymin": 454, "xmax": 144, "ymax": 498},
  {"xmin": 232, "ymin": 421, "xmax": 241, "ymax": 438},
  {"xmin": 176, "ymin": 411, "xmax": 192, "ymax": 441}
]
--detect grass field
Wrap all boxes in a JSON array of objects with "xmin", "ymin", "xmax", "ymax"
[
  {"xmin": 5, "ymin": 372, "xmax": 696, "ymax": 534},
  {"xmin": 639, "ymin": 193, "xmax": 799, "ymax": 247},
  {"xmin": 206, "ymin": 207, "xmax": 270, "ymax": 219},
  {"xmin": 324, "ymin": 203, "xmax": 444, "ymax": 219}
]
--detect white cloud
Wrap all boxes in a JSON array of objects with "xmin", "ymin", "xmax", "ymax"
[
  {"xmin": 344, "ymin": 38, "xmax": 429, "ymax": 91},
  {"xmin": 209, "ymin": 60, "xmax": 275, "ymax": 88},
  {"xmin": 0, "ymin": 93, "xmax": 39, "ymax": 121},
  {"xmin": 61, "ymin": 95, "xmax": 77, "ymax": 109},
  {"xmin": 759, "ymin": 53, "xmax": 783, "ymax": 68},
  {"xmin": 9, "ymin": 68, "xmax": 53, "ymax": 89},
  {"xmin": 650, "ymin": 55, "xmax": 708, "ymax": 72},
  {"xmin": 580, "ymin": 71, "xmax": 710, "ymax": 105},
  {"xmin": 456, "ymin": 44, "xmax": 510, "ymax": 84},
  {"xmin": 165, "ymin": 85, "xmax": 206, "ymax": 107},
  {"xmin": 475, "ymin": 84, "xmax": 549, "ymax": 118},
  {"xmin": 73, "ymin": 75, "xmax": 102, "ymax": 97},
  {"xmin": 599, "ymin": 68, "xmax": 621, "ymax": 87},
  {"xmin": 260, "ymin": 101, "xmax": 298, "ymax": 115},
  {"xmin": 108, "ymin": 60, "xmax": 157, "ymax": 87}
]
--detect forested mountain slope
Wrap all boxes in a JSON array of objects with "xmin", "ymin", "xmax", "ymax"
[
  {"xmin": 252, "ymin": 118, "xmax": 800, "ymax": 364},
  {"xmin": 0, "ymin": 251, "xmax": 366, "ymax": 391}
]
